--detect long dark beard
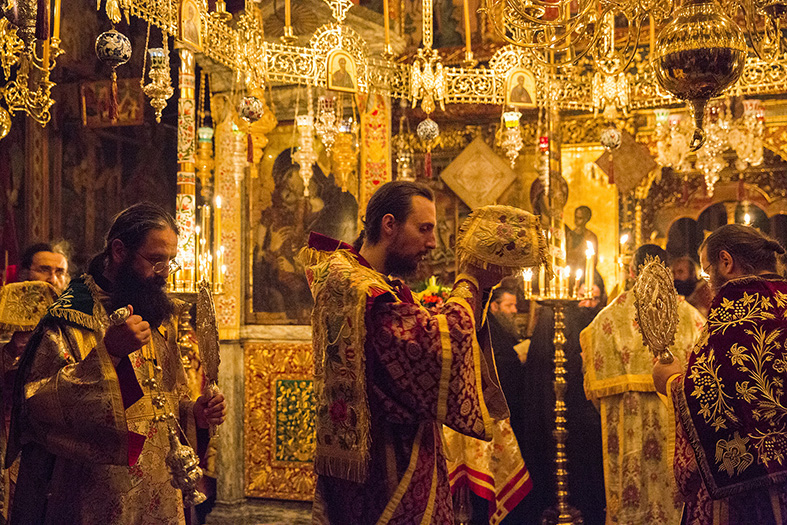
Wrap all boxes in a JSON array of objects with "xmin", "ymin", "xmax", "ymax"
[{"xmin": 110, "ymin": 261, "xmax": 174, "ymax": 328}]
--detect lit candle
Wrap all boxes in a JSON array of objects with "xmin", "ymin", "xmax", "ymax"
[
  {"xmin": 523, "ymin": 268, "xmax": 533, "ymax": 300},
  {"xmin": 53, "ymin": 0, "xmax": 61, "ymax": 40},
  {"xmin": 585, "ymin": 241, "xmax": 595, "ymax": 300},
  {"xmin": 214, "ymin": 196, "xmax": 222, "ymax": 286},
  {"xmin": 743, "ymin": 213, "xmax": 752, "ymax": 225},
  {"xmin": 463, "ymin": 0, "xmax": 472, "ymax": 54},
  {"xmin": 574, "ymin": 269, "xmax": 583, "ymax": 299},
  {"xmin": 538, "ymin": 265, "xmax": 545, "ymax": 297},
  {"xmin": 383, "ymin": 0, "xmax": 391, "ymax": 50},
  {"xmin": 195, "ymin": 225, "xmax": 201, "ymax": 283},
  {"xmin": 219, "ymin": 246, "xmax": 226, "ymax": 287},
  {"xmin": 561, "ymin": 266, "xmax": 571, "ymax": 299}
]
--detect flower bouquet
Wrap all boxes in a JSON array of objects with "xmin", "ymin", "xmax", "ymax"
[{"xmin": 413, "ymin": 276, "xmax": 452, "ymax": 313}]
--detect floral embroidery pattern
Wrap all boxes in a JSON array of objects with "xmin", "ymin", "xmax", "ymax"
[
  {"xmin": 689, "ymin": 352, "xmax": 736, "ymax": 431},
  {"xmin": 683, "ymin": 278, "xmax": 787, "ymax": 497},
  {"xmin": 709, "ymin": 291, "xmax": 775, "ymax": 336}
]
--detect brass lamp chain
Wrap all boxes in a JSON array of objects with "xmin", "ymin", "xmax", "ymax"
[
  {"xmin": 140, "ymin": 21, "xmax": 151, "ymax": 89},
  {"xmin": 198, "ymin": 70, "xmax": 208, "ymax": 128}
]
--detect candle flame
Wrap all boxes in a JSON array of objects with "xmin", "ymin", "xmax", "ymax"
[
  {"xmin": 195, "ymin": 225, "xmax": 201, "ymax": 235},
  {"xmin": 575, "ymin": 268, "xmax": 583, "ymax": 281},
  {"xmin": 215, "ymin": 195, "xmax": 222, "ymax": 209},
  {"xmin": 620, "ymin": 233, "xmax": 629, "ymax": 245},
  {"xmin": 523, "ymin": 268, "xmax": 533, "ymax": 281},
  {"xmin": 585, "ymin": 241, "xmax": 595, "ymax": 257},
  {"xmin": 743, "ymin": 213, "xmax": 751, "ymax": 225}
]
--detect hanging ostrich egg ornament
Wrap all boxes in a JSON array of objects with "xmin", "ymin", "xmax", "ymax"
[
  {"xmin": 238, "ymin": 95, "xmax": 264, "ymax": 123},
  {"xmin": 95, "ymin": 28, "xmax": 132, "ymax": 69},
  {"xmin": 416, "ymin": 118, "xmax": 439, "ymax": 143},
  {"xmin": 600, "ymin": 126, "xmax": 622, "ymax": 151}
]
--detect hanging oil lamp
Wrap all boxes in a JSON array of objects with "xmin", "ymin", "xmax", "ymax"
[{"xmin": 653, "ymin": 0, "xmax": 746, "ymax": 151}]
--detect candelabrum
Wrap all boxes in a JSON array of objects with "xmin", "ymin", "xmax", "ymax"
[
  {"xmin": 0, "ymin": 16, "xmax": 63, "ymax": 140},
  {"xmin": 538, "ymin": 297, "xmax": 583, "ymax": 525},
  {"xmin": 654, "ymin": 99, "xmax": 765, "ymax": 196},
  {"xmin": 520, "ymin": 257, "xmax": 591, "ymax": 525}
]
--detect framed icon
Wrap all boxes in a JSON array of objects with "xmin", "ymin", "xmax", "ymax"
[
  {"xmin": 505, "ymin": 68, "xmax": 537, "ymax": 108},
  {"xmin": 179, "ymin": 0, "xmax": 202, "ymax": 51},
  {"xmin": 326, "ymin": 49, "xmax": 357, "ymax": 94},
  {"xmin": 81, "ymin": 78, "xmax": 145, "ymax": 127}
]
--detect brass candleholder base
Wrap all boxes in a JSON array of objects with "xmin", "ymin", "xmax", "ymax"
[
  {"xmin": 280, "ymin": 26, "xmax": 297, "ymax": 45},
  {"xmin": 462, "ymin": 50, "xmax": 478, "ymax": 69},
  {"xmin": 536, "ymin": 297, "xmax": 584, "ymax": 525}
]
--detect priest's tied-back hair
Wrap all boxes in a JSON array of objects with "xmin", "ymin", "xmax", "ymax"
[
  {"xmin": 701, "ymin": 223, "xmax": 786, "ymax": 274},
  {"xmin": 353, "ymin": 181, "xmax": 434, "ymax": 251},
  {"xmin": 88, "ymin": 202, "xmax": 179, "ymax": 275}
]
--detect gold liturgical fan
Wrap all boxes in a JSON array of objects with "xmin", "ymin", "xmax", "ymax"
[{"xmin": 634, "ymin": 258, "xmax": 679, "ymax": 364}]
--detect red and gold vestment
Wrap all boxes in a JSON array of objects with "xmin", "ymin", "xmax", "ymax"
[{"xmin": 304, "ymin": 233, "xmax": 501, "ymax": 524}]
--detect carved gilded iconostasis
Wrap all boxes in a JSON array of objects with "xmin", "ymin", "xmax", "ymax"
[{"xmin": 6, "ymin": 0, "xmax": 787, "ymax": 515}]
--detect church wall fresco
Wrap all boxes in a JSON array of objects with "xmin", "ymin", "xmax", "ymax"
[{"xmin": 562, "ymin": 145, "xmax": 619, "ymax": 292}]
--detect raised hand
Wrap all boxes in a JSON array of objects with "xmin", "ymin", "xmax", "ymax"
[{"xmin": 104, "ymin": 304, "xmax": 151, "ymax": 358}]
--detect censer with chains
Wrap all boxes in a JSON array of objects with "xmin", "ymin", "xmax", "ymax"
[{"xmin": 109, "ymin": 307, "xmax": 206, "ymax": 506}]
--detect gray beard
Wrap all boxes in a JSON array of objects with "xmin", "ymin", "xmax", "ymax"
[{"xmin": 493, "ymin": 311, "xmax": 519, "ymax": 337}]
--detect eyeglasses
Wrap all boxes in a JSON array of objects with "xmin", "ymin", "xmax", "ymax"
[
  {"xmin": 700, "ymin": 263, "xmax": 712, "ymax": 283},
  {"xmin": 136, "ymin": 252, "xmax": 181, "ymax": 275}
]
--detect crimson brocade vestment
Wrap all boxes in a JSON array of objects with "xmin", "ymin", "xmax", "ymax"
[
  {"xmin": 672, "ymin": 275, "xmax": 787, "ymax": 524},
  {"xmin": 303, "ymin": 233, "xmax": 504, "ymax": 524}
]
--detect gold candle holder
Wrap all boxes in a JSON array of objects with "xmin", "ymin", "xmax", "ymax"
[{"xmin": 537, "ymin": 297, "xmax": 584, "ymax": 525}]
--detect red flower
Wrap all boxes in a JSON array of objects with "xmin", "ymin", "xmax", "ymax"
[{"xmin": 329, "ymin": 399, "xmax": 348, "ymax": 424}]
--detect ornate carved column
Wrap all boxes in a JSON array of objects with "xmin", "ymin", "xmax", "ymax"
[
  {"xmin": 176, "ymin": 47, "xmax": 197, "ymax": 291},
  {"xmin": 211, "ymin": 109, "xmax": 247, "ymax": 507}
]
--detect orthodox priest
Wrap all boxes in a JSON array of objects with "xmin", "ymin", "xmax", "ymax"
[
  {"xmin": 304, "ymin": 181, "xmax": 507, "ymax": 524},
  {"xmin": 7, "ymin": 202, "xmax": 226, "ymax": 525},
  {"xmin": 581, "ymin": 245, "xmax": 704, "ymax": 524},
  {"xmin": 654, "ymin": 224, "xmax": 787, "ymax": 524}
]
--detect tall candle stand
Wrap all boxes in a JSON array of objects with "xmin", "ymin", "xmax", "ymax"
[
  {"xmin": 523, "ymin": 270, "xmax": 587, "ymax": 525},
  {"xmin": 538, "ymin": 296, "xmax": 583, "ymax": 525}
]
